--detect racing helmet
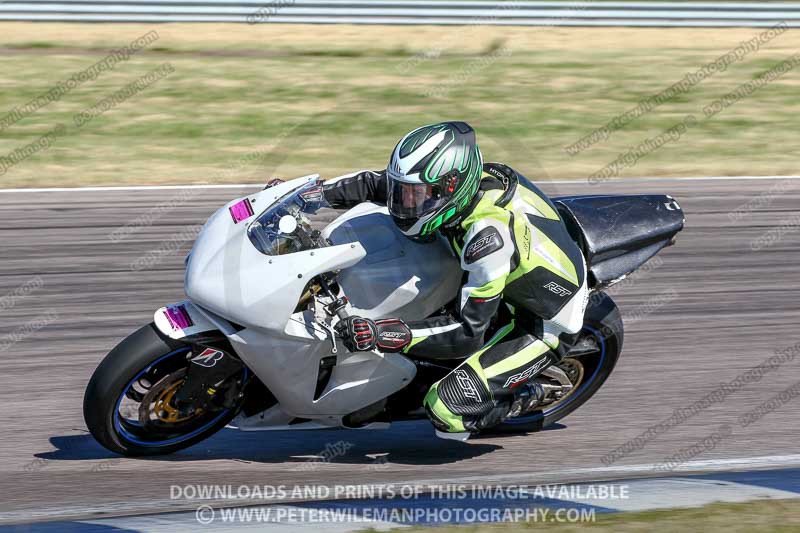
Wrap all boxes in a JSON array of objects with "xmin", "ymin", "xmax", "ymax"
[{"xmin": 387, "ymin": 121, "xmax": 483, "ymax": 241}]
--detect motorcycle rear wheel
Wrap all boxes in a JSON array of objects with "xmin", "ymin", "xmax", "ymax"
[{"xmin": 491, "ymin": 292, "xmax": 623, "ymax": 433}]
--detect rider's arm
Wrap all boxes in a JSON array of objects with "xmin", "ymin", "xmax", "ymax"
[
  {"xmin": 323, "ymin": 170, "xmax": 388, "ymax": 208},
  {"xmin": 404, "ymin": 219, "xmax": 516, "ymax": 358}
]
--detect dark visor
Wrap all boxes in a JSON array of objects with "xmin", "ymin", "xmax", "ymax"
[{"xmin": 387, "ymin": 180, "xmax": 447, "ymax": 220}]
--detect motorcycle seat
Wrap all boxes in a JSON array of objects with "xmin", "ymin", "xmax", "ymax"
[{"xmin": 553, "ymin": 194, "xmax": 684, "ymax": 288}]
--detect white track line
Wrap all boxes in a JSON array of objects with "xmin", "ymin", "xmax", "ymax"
[
  {"xmin": 395, "ymin": 453, "xmax": 800, "ymax": 487},
  {"xmin": 2, "ymin": 453, "xmax": 800, "ymax": 525},
  {"xmin": 604, "ymin": 477, "xmax": 798, "ymax": 512},
  {"xmin": 0, "ymin": 175, "xmax": 798, "ymax": 193},
  {"xmin": 56, "ymin": 478, "xmax": 800, "ymax": 533}
]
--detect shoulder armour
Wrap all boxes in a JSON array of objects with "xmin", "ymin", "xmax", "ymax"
[{"xmin": 464, "ymin": 226, "xmax": 505, "ymax": 265}]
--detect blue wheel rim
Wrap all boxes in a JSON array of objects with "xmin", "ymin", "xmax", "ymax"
[{"xmin": 113, "ymin": 348, "xmax": 245, "ymax": 447}]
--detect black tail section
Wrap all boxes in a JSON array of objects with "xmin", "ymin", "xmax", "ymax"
[{"xmin": 553, "ymin": 194, "xmax": 684, "ymax": 289}]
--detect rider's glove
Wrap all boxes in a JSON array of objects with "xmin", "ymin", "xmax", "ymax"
[
  {"xmin": 335, "ymin": 317, "xmax": 412, "ymax": 353},
  {"xmin": 373, "ymin": 318, "xmax": 413, "ymax": 352},
  {"xmin": 336, "ymin": 316, "xmax": 377, "ymax": 352}
]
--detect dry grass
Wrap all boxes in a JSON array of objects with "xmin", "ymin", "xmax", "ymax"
[
  {"xmin": 5, "ymin": 23, "xmax": 800, "ymax": 55},
  {"xmin": 404, "ymin": 499, "xmax": 800, "ymax": 533},
  {"xmin": 0, "ymin": 23, "xmax": 798, "ymax": 187}
]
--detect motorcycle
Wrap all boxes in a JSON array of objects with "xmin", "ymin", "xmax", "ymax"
[{"xmin": 84, "ymin": 172, "xmax": 684, "ymax": 455}]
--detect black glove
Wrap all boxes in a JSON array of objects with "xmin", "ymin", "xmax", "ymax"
[
  {"xmin": 335, "ymin": 317, "xmax": 412, "ymax": 353},
  {"xmin": 335, "ymin": 316, "xmax": 377, "ymax": 352}
]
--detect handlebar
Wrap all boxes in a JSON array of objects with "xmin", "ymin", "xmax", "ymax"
[{"xmin": 318, "ymin": 276, "xmax": 349, "ymax": 319}]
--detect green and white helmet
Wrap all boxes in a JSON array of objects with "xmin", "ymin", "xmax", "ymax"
[{"xmin": 387, "ymin": 121, "xmax": 483, "ymax": 241}]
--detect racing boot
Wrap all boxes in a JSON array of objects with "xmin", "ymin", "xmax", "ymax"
[{"xmin": 506, "ymin": 381, "xmax": 546, "ymax": 419}]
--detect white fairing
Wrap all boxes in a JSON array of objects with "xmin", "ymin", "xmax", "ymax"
[
  {"xmin": 154, "ymin": 301, "xmax": 218, "ymax": 340},
  {"xmin": 171, "ymin": 176, "xmax": 462, "ymax": 424},
  {"xmin": 184, "ymin": 175, "xmax": 367, "ymax": 331},
  {"xmin": 324, "ymin": 202, "xmax": 462, "ymax": 321}
]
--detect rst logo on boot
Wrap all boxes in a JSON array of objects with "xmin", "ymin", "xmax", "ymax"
[{"xmin": 544, "ymin": 281, "xmax": 572, "ymax": 297}]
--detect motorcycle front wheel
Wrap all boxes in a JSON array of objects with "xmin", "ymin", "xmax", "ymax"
[{"xmin": 83, "ymin": 323, "xmax": 247, "ymax": 456}]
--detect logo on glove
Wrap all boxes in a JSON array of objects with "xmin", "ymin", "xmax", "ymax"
[{"xmin": 335, "ymin": 316, "xmax": 412, "ymax": 353}]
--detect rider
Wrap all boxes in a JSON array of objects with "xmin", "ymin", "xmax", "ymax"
[{"xmin": 324, "ymin": 121, "xmax": 588, "ymax": 436}]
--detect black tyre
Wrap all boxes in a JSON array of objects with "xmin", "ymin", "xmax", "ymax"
[
  {"xmin": 83, "ymin": 323, "xmax": 246, "ymax": 456},
  {"xmin": 493, "ymin": 292, "xmax": 623, "ymax": 433}
]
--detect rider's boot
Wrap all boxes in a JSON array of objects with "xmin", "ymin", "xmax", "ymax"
[{"xmin": 506, "ymin": 381, "xmax": 546, "ymax": 418}]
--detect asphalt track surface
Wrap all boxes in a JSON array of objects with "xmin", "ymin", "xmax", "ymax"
[{"xmin": 1, "ymin": 177, "xmax": 799, "ymax": 523}]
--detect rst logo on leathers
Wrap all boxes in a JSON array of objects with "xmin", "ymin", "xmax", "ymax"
[
  {"xmin": 503, "ymin": 357, "xmax": 550, "ymax": 388},
  {"xmin": 464, "ymin": 227, "xmax": 504, "ymax": 264},
  {"xmin": 191, "ymin": 348, "xmax": 224, "ymax": 368},
  {"xmin": 455, "ymin": 369, "xmax": 481, "ymax": 401},
  {"xmin": 544, "ymin": 281, "xmax": 573, "ymax": 297}
]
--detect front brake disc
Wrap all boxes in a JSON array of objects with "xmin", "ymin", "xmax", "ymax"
[{"xmin": 139, "ymin": 368, "xmax": 203, "ymax": 427}]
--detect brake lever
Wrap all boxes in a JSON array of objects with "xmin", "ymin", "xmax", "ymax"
[
  {"xmin": 319, "ymin": 320, "xmax": 338, "ymax": 355},
  {"xmin": 320, "ymin": 297, "xmax": 348, "ymax": 354},
  {"xmin": 315, "ymin": 275, "xmax": 349, "ymax": 354}
]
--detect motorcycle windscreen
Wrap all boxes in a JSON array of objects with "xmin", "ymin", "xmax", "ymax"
[{"xmin": 247, "ymin": 181, "xmax": 329, "ymax": 255}]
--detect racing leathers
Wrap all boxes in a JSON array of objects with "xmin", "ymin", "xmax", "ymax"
[{"xmin": 323, "ymin": 164, "xmax": 588, "ymax": 433}]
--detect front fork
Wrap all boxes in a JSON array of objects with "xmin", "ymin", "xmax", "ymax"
[
  {"xmin": 172, "ymin": 344, "xmax": 246, "ymax": 410},
  {"xmin": 153, "ymin": 301, "xmax": 248, "ymax": 411}
]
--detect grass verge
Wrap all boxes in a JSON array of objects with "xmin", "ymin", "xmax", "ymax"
[
  {"xmin": 0, "ymin": 23, "xmax": 798, "ymax": 188},
  {"xmin": 404, "ymin": 499, "xmax": 800, "ymax": 533}
]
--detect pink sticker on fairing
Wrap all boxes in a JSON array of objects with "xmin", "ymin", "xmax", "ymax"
[
  {"xmin": 165, "ymin": 304, "xmax": 193, "ymax": 330},
  {"xmin": 229, "ymin": 199, "xmax": 254, "ymax": 224}
]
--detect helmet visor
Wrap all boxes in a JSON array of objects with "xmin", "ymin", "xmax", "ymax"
[{"xmin": 387, "ymin": 180, "xmax": 447, "ymax": 221}]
